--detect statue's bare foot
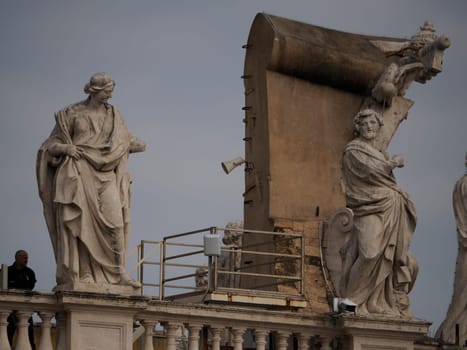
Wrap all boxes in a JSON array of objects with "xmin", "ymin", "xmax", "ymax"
[
  {"xmin": 356, "ymin": 304, "xmax": 368, "ymax": 316},
  {"xmin": 80, "ymin": 273, "xmax": 94, "ymax": 283},
  {"xmin": 120, "ymin": 273, "xmax": 141, "ymax": 288}
]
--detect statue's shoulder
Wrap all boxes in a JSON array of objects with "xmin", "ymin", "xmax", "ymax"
[
  {"xmin": 106, "ymin": 104, "xmax": 126, "ymax": 123},
  {"xmin": 56, "ymin": 100, "xmax": 88, "ymax": 118},
  {"xmin": 106, "ymin": 103, "xmax": 121, "ymax": 117},
  {"xmin": 344, "ymin": 139, "xmax": 366, "ymax": 152}
]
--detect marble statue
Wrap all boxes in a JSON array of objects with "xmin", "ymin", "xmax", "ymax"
[
  {"xmin": 339, "ymin": 108, "xmax": 418, "ymax": 317},
  {"xmin": 436, "ymin": 154, "xmax": 467, "ymax": 344},
  {"xmin": 37, "ymin": 72, "xmax": 145, "ymax": 292},
  {"xmin": 195, "ymin": 268, "xmax": 208, "ymax": 289},
  {"xmin": 218, "ymin": 221, "xmax": 243, "ymax": 288}
]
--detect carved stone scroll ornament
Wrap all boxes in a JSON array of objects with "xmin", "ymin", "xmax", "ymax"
[
  {"xmin": 370, "ymin": 21, "xmax": 451, "ymax": 107},
  {"xmin": 354, "ymin": 22, "xmax": 451, "ymax": 155},
  {"xmin": 321, "ymin": 208, "xmax": 354, "ymax": 297}
]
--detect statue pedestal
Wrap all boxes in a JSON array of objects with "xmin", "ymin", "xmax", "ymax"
[
  {"xmin": 65, "ymin": 309, "xmax": 133, "ymax": 350},
  {"xmin": 335, "ymin": 314, "xmax": 431, "ymax": 350},
  {"xmin": 55, "ymin": 291, "xmax": 147, "ymax": 350},
  {"xmin": 54, "ymin": 281, "xmax": 141, "ymax": 296}
]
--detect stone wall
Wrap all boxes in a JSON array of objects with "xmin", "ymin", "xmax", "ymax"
[{"xmin": 273, "ymin": 218, "xmax": 331, "ymax": 314}]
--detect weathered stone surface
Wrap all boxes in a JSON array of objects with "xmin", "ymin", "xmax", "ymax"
[
  {"xmin": 339, "ymin": 109, "xmax": 418, "ymax": 317},
  {"xmin": 336, "ymin": 313, "xmax": 431, "ymax": 350},
  {"xmin": 0, "ymin": 290, "xmax": 433, "ymax": 350},
  {"xmin": 37, "ymin": 72, "xmax": 144, "ymax": 294},
  {"xmin": 436, "ymin": 157, "xmax": 467, "ymax": 344},
  {"xmin": 67, "ymin": 310, "xmax": 133, "ymax": 350},
  {"xmin": 273, "ymin": 218, "xmax": 331, "ymax": 314}
]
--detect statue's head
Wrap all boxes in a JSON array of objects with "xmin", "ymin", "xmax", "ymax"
[
  {"xmin": 352, "ymin": 108, "xmax": 383, "ymax": 139},
  {"xmin": 223, "ymin": 221, "xmax": 243, "ymax": 246},
  {"xmin": 195, "ymin": 267, "xmax": 208, "ymax": 288},
  {"xmin": 84, "ymin": 72, "xmax": 115, "ymax": 95}
]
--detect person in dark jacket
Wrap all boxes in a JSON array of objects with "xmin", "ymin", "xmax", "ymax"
[{"xmin": 7, "ymin": 249, "xmax": 37, "ymax": 349}]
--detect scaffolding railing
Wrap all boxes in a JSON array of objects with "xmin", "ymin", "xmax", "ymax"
[{"xmin": 130, "ymin": 226, "xmax": 305, "ymax": 301}]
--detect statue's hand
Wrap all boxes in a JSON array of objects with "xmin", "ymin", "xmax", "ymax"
[
  {"xmin": 64, "ymin": 144, "xmax": 83, "ymax": 160},
  {"xmin": 391, "ymin": 155, "xmax": 404, "ymax": 168},
  {"xmin": 129, "ymin": 138, "xmax": 146, "ymax": 153},
  {"xmin": 49, "ymin": 143, "xmax": 82, "ymax": 159}
]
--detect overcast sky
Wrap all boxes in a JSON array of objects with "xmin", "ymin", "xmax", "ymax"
[{"xmin": 0, "ymin": 0, "xmax": 465, "ymax": 334}]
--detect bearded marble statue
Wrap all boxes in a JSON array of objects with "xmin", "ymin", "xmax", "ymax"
[
  {"xmin": 436, "ymin": 156, "xmax": 467, "ymax": 344},
  {"xmin": 37, "ymin": 72, "xmax": 145, "ymax": 292},
  {"xmin": 339, "ymin": 108, "xmax": 418, "ymax": 317}
]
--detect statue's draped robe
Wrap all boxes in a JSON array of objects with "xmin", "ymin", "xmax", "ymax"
[
  {"xmin": 436, "ymin": 175, "xmax": 467, "ymax": 343},
  {"xmin": 37, "ymin": 101, "xmax": 133, "ymax": 286},
  {"xmin": 340, "ymin": 139, "xmax": 418, "ymax": 316}
]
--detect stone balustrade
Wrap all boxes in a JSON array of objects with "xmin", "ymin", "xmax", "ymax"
[
  {"xmin": 0, "ymin": 290, "xmax": 434, "ymax": 350},
  {"xmin": 0, "ymin": 290, "xmax": 57, "ymax": 350}
]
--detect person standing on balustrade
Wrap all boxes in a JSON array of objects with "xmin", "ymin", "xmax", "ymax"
[{"xmin": 6, "ymin": 249, "xmax": 37, "ymax": 350}]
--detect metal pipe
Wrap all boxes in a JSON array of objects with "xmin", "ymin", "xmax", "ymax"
[
  {"xmin": 165, "ymin": 262, "xmax": 207, "ymax": 269},
  {"xmin": 140, "ymin": 242, "xmax": 145, "ymax": 296},
  {"xmin": 299, "ymin": 236, "xmax": 305, "ymax": 295},
  {"xmin": 216, "ymin": 226, "xmax": 303, "ymax": 237},
  {"xmin": 163, "ymin": 227, "xmax": 213, "ymax": 240},
  {"xmin": 160, "ymin": 240, "xmax": 166, "ymax": 300},
  {"xmin": 136, "ymin": 244, "xmax": 141, "ymax": 287},
  {"xmin": 208, "ymin": 256, "xmax": 213, "ymax": 293},
  {"xmin": 165, "ymin": 242, "xmax": 203, "ymax": 248},
  {"xmin": 164, "ymin": 273, "xmax": 200, "ymax": 283},
  {"xmin": 164, "ymin": 250, "xmax": 204, "ymax": 261}
]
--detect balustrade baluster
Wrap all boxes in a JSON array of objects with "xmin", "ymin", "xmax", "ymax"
[
  {"xmin": 231, "ymin": 327, "xmax": 245, "ymax": 350},
  {"xmin": 37, "ymin": 312, "xmax": 54, "ymax": 350},
  {"xmin": 209, "ymin": 326, "xmax": 223, "ymax": 350},
  {"xmin": 276, "ymin": 331, "xmax": 290, "ymax": 350},
  {"xmin": 141, "ymin": 320, "xmax": 156, "ymax": 350},
  {"xmin": 0, "ymin": 311, "xmax": 11, "ymax": 350},
  {"xmin": 186, "ymin": 323, "xmax": 202, "ymax": 350},
  {"xmin": 300, "ymin": 333, "xmax": 312, "ymax": 350},
  {"xmin": 54, "ymin": 312, "xmax": 66, "ymax": 350},
  {"xmin": 13, "ymin": 311, "xmax": 32, "ymax": 350},
  {"xmin": 320, "ymin": 336, "xmax": 332, "ymax": 350},
  {"xmin": 164, "ymin": 322, "xmax": 181, "ymax": 350},
  {"xmin": 254, "ymin": 329, "xmax": 268, "ymax": 350}
]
